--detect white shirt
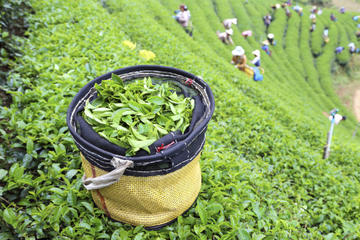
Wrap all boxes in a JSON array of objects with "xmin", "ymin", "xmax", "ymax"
[
  {"xmin": 294, "ymin": 6, "xmax": 300, "ymax": 11},
  {"xmin": 349, "ymin": 43, "xmax": 355, "ymax": 51},
  {"xmin": 329, "ymin": 114, "xmax": 343, "ymax": 124},
  {"xmin": 223, "ymin": 19, "xmax": 236, "ymax": 29},
  {"xmin": 176, "ymin": 10, "xmax": 191, "ymax": 27},
  {"xmin": 323, "ymin": 29, "xmax": 329, "ymax": 36},
  {"xmin": 217, "ymin": 32, "xmax": 233, "ymax": 44},
  {"xmin": 251, "ymin": 56, "xmax": 260, "ymax": 65},
  {"xmin": 217, "ymin": 32, "xmax": 227, "ymax": 39}
]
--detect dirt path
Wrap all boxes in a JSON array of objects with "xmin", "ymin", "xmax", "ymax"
[
  {"xmin": 335, "ymin": 55, "xmax": 360, "ymax": 121},
  {"xmin": 354, "ymin": 89, "xmax": 360, "ymax": 121},
  {"xmin": 332, "ymin": 0, "xmax": 360, "ymax": 12},
  {"xmin": 336, "ymin": 82, "xmax": 360, "ymax": 118},
  {"xmin": 331, "ymin": 0, "xmax": 360, "ymax": 120}
]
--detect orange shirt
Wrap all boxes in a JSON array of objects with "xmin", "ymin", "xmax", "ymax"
[{"xmin": 232, "ymin": 55, "xmax": 247, "ymax": 70}]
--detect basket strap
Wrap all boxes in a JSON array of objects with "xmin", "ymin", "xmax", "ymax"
[{"xmin": 82, "ymin": 158, "xmax": 134, "ymax": 190}]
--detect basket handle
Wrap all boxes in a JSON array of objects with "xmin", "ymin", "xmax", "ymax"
[{"xmin": 82, "ymin": 158, "xmax": 134, "ymax": 190}]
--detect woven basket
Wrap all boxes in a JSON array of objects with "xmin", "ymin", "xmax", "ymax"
[{"xmin": 66, "ymin": 65, "xmax": 215, "ymax": 228}]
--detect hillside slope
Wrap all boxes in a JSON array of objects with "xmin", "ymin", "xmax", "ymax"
[{"xmin": 1, "ymin": 0, "xmax": 360, "ymax": 239}]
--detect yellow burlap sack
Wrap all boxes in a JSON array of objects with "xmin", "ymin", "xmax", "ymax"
[
  {"xmin": 81, "ymin": 153, "xmax": 201, "ymax": 227},
  {"xmin": 244, "ymin": 66, "xmax": 254, "ymax": 77}
]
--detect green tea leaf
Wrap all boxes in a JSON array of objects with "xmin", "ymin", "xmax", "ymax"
[
  {"xmin": 80, "ymin": 202, "xmax": 94, "ymax": 214},
  {"xmin": 156, "ymin": 114, "xmax": 171, "ymax": 126},
  {"xmin": 0, "ymin": 169, "xmax": 8, "ymax": 180},
  {"xmin": 122, "ymin": 115, "xmax": 133, "ymax": 126},
  {"xmin": 26, "ymin": 138, "xmax": 34, "ymax": 154},
  {"xmin": 147, "ymin": 96, "xmax": 165, "ymax": 105},
  {"xmin": 128, "ymin": 138, "xmax": 156, "ymax": 148},
  {"xmin": 3, "ymin": 208, "xmax": 16, "ymax": 225},
  {"xmin": 128, "ymin": 101, "xmax": 142, "ymax": 112},
  {"xmin": 112, "ymin": 108, "xmax": 131, "ymax": 124},
  {"xmin": 154, "ymin": 124, "xmax": 168, "ymax": 135},
  {"xmin": 111, "ymin": 73, "xmax": 124, "ymax": 86},
  {"xmin": 196, "ymin": 201, "xmax": 208, "ymax": 224},
  {"xmin": 170, "ymin": 114, "xmax": 181, "ymax": 121},
  {"xmin": 134, "ymin": 233, "xmax": 144, "ymax": 240},
  {"xmin": 238, "ymin": 229, "xmax": 251, "ymax": 240},
  {"xmin": 93, "ymin": 107, "xmax": 111, "ymax": 112},
  {"xmin": 131, "ymin": 127, "xmax": 148, "ymax": 141},
  {"xmin": 66, "ymin": 169, "xmax": 78, "ymax": 180},
  {"xmin": 110, "ymin": 123, "xmax": 129, "ymax": 132},
  {"xmin": 84, "ymin": 108, "xmax": 105, "ymax": 124}
]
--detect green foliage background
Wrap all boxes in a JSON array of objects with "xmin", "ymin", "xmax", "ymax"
[
  {"xmin": 1, "ymin": 0, "xmax": 360, "ymax": 239},
  {"xmin": 0, "ymin": 0, "xmax": 32, "ymax": 84}
]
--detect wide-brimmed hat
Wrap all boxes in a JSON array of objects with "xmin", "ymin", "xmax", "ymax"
[
  {"xmin": 262, "ymin": 40, "xmax": 270, "ymax": 45},
  {"xmin": 232, "ymin": 46, "xmax": 245, "ymax": 56},
  {"xmin": 267, "ymin": 33, "xmax": 274, "ymax": 39},
  {"xmin": 252, "ymin": 49, "xmax": 260, "ymax": 56},
  {"xmin": 226, "ymin": 29, "xmax": 233, "ymax": 35}
]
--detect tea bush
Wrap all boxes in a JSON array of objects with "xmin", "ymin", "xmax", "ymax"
[
  {"xmin": 0, "ymin": 0, "xmax": 32, "ymax": 84},
  {"xmin": 1, "ymin": 0, "xmax": 360, "ymax": 239}
]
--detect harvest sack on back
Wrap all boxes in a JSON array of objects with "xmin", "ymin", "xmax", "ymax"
[
  {"xmin": 253, "ymin": 67, "xmax": 263, "ymax": 81},
  {"xmin": 67, "ymin": 65, "xmax": 215, "ymax": 229}
]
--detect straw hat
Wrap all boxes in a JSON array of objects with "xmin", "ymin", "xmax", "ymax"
[
  {"xmin": 232, "ymin": 46, "xmax": 245, "ymax": 56},
  {"xmin": 226, "ymin": 29, "xmax": 233, "ymax": 35},
  {"xmin": 252, "ymin": 49, "xmax": 260, "ymax": 56},
  {"xmin": 262, "ymin": 40, "xmax": 270, "ymax": 45},
  {"xmin": 267, "ymin": 33, "xmax": 274, "ymax": 39}
]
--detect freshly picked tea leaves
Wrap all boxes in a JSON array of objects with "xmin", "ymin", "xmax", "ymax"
[{"xmin": 83, "ymin": 74, "xmax": 194, "ymax": 156}]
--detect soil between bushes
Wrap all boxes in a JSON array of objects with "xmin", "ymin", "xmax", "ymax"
[
  {"xmin": 332, "ymin": 0, "xmax": 360, "ymax": 11},
  {"xmin": 354, "ymin": 89, "xmax": 360, "ymax": 121}
]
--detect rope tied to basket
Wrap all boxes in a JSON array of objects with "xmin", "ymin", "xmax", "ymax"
[{"xmin": 82, "ymin": 158, "xmax": 134, "ymax": 190}]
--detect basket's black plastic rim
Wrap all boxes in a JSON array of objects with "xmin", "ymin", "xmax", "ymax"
[{"xmin": 66, "ymin": 65, "xmax": 215, "ymax": 165}]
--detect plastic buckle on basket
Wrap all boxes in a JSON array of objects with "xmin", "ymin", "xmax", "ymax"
[
  {"xmin": 156, "ymin": 141, "xmax": 175, "ymax": 153},
  {"xmin": 185, "ymin": 78, "xmax": 193, "ymax": 86}
]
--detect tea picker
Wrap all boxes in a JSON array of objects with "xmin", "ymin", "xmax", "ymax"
[
  {"xmin": 222, "ymin": 18, "xmax": 237, "ymax": 29},
  {"xmin": 173, "ymin": 4, "xmax": 193, "ymax": 37},
  {"xmin": 267, "ymin": 33, "xmax": 276, "ymax": 46},
  {"xmin": 335, "ymin": 46, "xmax": 345, "ymax": 54},
  {"xmin": 217, "ymin": 29, "xmax": 234, "ymax": 45},
  {"xmin": 323, "ymin": 27, "xmax": 330, "ymax": 43},
  {"xmin": 330, "ymin": 13, "xmax": 337, "ymax": 22},
  {"xmin": 323, "ymin": 109, "xmax": 346, "ymax": 159}
]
